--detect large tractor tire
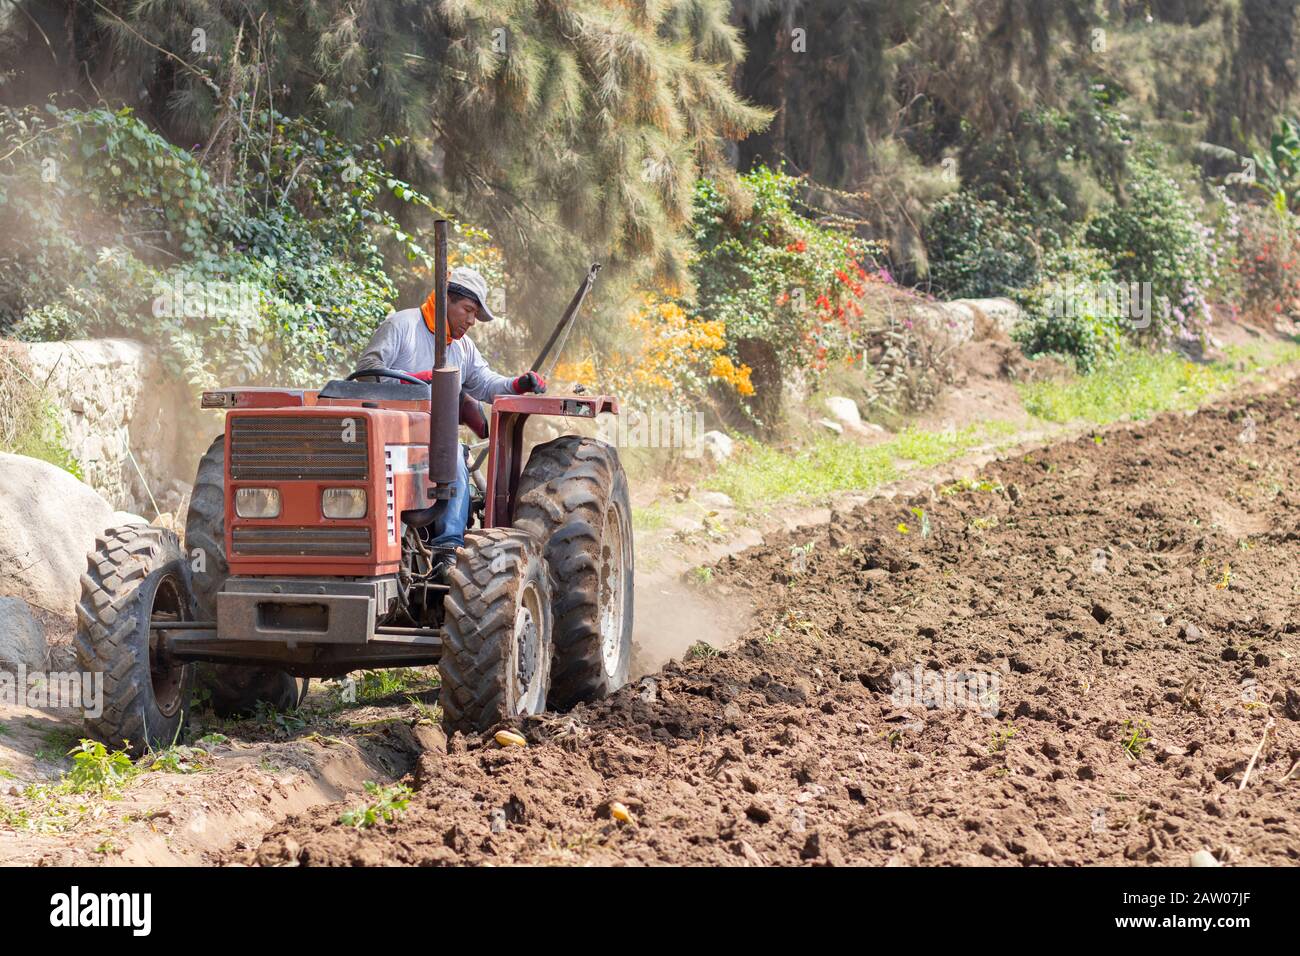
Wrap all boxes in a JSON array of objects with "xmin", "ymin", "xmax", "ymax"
[
  {"xmin": 514, "ymin": 436, "xmax": 634, "ymax": 709},
  {"xmin": 440, "ymin": 528, "xmax": 553, "ymax": 735},
  {"xmin": 75, "ymin": 525, "xmax": 196, "ymax": 754},
  {"xmin": 186, "ymin": 435, "xmax": 307, "ymax": 716}
]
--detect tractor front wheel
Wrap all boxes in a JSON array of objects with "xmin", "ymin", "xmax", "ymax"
[
  {"xmin": 75, "ymin": 525, "xmax": 196, "ymax": 753},
  {"xmin": 515, "ymin": 436, "xmax": 634, "ymax": 708},
  {"xmin": 439, "ymin": 528, "xmax": 553, "ymax": 734}
]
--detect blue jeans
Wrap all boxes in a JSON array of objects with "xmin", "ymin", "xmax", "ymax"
[{"xmin": 430, "ymin": 445, "xmax": 470, "ymax": 549}]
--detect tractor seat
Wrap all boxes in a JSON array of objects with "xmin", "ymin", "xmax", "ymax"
[{"xmin": 317, "ymin": 378, "xmax": 431, "ymax": 402}]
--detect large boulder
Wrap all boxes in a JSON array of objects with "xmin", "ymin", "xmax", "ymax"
[
  {"xmin": 0, "ymin": 596, "xmax": 47, "ymax": 671},
  {"xmin": 0, "ymin": 452, "xmax": 115, "ymax": 613}
]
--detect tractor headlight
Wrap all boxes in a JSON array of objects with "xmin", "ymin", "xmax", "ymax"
[
  {"xmin": 322, "ymin": 488, "xmax": 367, "ymax": 519},
  {"xmin": 235, "ymin": 487, "xmax": 281, "ymax": 518}
]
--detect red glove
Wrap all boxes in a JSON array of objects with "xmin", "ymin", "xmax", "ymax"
[
  {"xmin": 511, "ymin": 371, "xmax": 546, "ymax": 394},
  {"xmin": 411, "ymin": 369, "xmax": 433, "ymax": 383}
]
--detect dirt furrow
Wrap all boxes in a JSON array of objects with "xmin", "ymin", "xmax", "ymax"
[{"xmin": 245, "ymin": 383, "xmax": 1300, "ymax": 866}]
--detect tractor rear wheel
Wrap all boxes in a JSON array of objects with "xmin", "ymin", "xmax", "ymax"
[
  {"xmin": 515, "ymin": 436, "xmax": 634, "ymax": 708},
  {"xmin": 186, "ymin": 435, "xmax": 307, "ymax": 716},
  {"xmin": 439, "ymin": 528, "xmax": 553, "ymax": 735},
  {"xmin": 75, "ymin": 525, "xmax": 196, "ymax": 754}
]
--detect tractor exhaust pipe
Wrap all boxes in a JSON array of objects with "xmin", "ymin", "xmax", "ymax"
[{"xmin": 427, "ymin": 219, "xmax": 461, "ymax": 499}]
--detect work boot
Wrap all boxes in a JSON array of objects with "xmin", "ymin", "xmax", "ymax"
[{"xmin": 430, "ymin": 545, "xmax": 460, "ymax": 583}]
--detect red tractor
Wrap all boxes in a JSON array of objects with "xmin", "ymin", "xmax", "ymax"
[{"xmin": 75, "ymin": 230, "xmax": 633, "ymax": 750}]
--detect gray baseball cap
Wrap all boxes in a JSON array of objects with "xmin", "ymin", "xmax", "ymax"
[{"xmin": 446, "ymin": 266, "xmax": 497, "ymax": 321}]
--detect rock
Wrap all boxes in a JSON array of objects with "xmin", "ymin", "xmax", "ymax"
[
  {"xmin": 952, "ymin": 298, "xmax": 1022, "ymax": 338},
  {"xmin": 695, "ymin": 491, "xmax": 734, "ymax": 510},
  {"xmin": 700, "ymin": 430, "xmax": 734, "ymax": 464},
  {"xmin": 1190, "ymin": 849, "xmax": 1220, "ymax": 867},
  {"xmin": 816, "ymin": 418, "xmax": 844, "ymax": 435},
  {"xmin": 112, "ymin": 510, "xmax": 149, "ymax": 526},
  {"xmin": 0, "ymin": 453, "xmax": 115, "ymax": 612},
  {"xmin": 637, "ymin": 677, "xmax": 658, "ymax": 703},
  {"xmin": 0, "ymin": 597, "xmax": 46, "ymax": 671},
  {"xmin": 824, "ymin": 396, "xmax": 862, "ymax": 427},
  {"xmin": 870, "ymin": 810, "xmax": 919, "ymax": 835},
  {"xmin": 1053, "ymin": 545, "xmax": 1076, "ymax": 562},
  {"xmin": 738, "ymin": 840, "xmax": 765, "ymax": 866},
  {"xmin": 1010, "ymin": 828, "xmax": 1057, "ymax": 865}
]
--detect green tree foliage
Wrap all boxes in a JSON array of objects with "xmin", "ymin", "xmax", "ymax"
[
  {"xmin": 0, "ymin": 0, "xmax": 769, "ymax": 320},
  {"xmin": 924, "ymin": 193, "xmax": 1043, "ymax": 300},
  {"xmin": 0, "ymin": 104, "xmax": 489, "ymax": 387}
]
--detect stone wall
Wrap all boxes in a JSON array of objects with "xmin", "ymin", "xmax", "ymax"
[{"xmin": 24, "ymin": 339, "xmax": 218, "ymax": 514}]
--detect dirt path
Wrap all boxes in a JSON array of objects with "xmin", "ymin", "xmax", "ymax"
[
  {"xmin": 0, "ymin": 685, "xmax": 436, "ymax": 865},
  {"xmin": 237, "ymin": 380, "xmax": 1300, "ymax": 866}
]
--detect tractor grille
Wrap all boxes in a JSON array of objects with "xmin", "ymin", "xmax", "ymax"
[
  {"xmin": 232, "ymin": 526, "xmax": 372, "ymax": 557},
  {"xmin": 230, "ymin": 416, "xmax": 368, "ymax": 481}
]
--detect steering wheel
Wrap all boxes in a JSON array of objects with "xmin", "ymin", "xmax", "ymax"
[{"xmin": 346, "ymin": 368, "xmax": 428, "ymax": 387}]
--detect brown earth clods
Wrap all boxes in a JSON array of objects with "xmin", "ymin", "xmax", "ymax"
[{"xmin": 246, "ymin": 383, "xmax": 1300, "ymax": 867}]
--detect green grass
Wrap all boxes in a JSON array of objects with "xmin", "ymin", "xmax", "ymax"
[
  {"xmin": 688, "ymin": 338, "xmax": 1300, "ymax": 515},
  {"xmin": 338, "ymin": 782, "xmax": 414, "ymax": 829},
  {"xmin": 356, "ymin": 668, "xmax": 437, "ymax": 702},
  {"xmin": 631, "ymin": 504, "xmax": 669, "ymax": 532},
  {"xmin": 705, "ymin": 420, "xmax": 1017, "ymax": 510},
  {"xmin": 1020, "ymin": 340, "xmax": 1300, "ymax": 425},
  {"xmin": 0, "ymin": 353, "xmax": 84, "ymax": 479}
]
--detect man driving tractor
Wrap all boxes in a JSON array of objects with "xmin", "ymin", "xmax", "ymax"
[{"xmin": 356, "ymin": 266, "xmax": 545, "ymax": 568}]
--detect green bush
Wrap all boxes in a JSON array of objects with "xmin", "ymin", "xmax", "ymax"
[
  {"xmin": 691, "ymin": 166, "xmax": 879, "ymax": 377},
  {"xmin": 0, "ymin": 344, "xmax": 82, "ymax": 477},
  {"xmin": 1013, "ymin": 240, "xmax": 1125, "ymax": 373},
  {"xmin": 925, "ymin": 192, "xmax": 1043, "ymax": 299},
  {"xmin": 1084, "ymin": 155, "xmax": 1215, "ymax": 342}
]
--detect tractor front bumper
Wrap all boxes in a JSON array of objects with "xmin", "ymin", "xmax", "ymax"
[
  {"xmin": 153, "ymin": 576, "xmax": 444, "ymax": 678},
  {"xmin": 216, "ymin": 577, "xmax": 390, "ymax": 644}
]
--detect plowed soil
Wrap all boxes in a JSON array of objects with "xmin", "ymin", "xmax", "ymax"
[{"xmin": 246, "ymin": 383, "xmax": 1300, "ymax": 866}]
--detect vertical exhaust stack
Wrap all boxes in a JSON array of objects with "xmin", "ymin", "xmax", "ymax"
[{"xmin": 427, "ymin": 219, "xmax": 461, "ymax": 499}]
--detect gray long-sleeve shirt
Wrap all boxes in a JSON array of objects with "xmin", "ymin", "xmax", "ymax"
[{"xmin": 356, "ymin": 308, "xmax": 514, "ymax": 402}]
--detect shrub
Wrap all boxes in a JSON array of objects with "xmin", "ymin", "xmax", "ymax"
[
  {"xmin": 925, "ymin": 192, "xmax": 1043, "ymax": 299},
  {"xmin": 690, "ymin": 166, "xmax": 880, "ymax": 378},
  {"xmin": 1232, "ymin": 204, "xmax": 1300, "ymax": 320},
  {"xmin": 0, "ymin": 342, "xmax": 81, "ymax": 476},
  {"xmin": 1084, "ymin": 155, "xmax": 1215, "ymax": 343},
  {"xmin": 1013, "ymin": 240, "xmax": 1125, "ymax": 373}
]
